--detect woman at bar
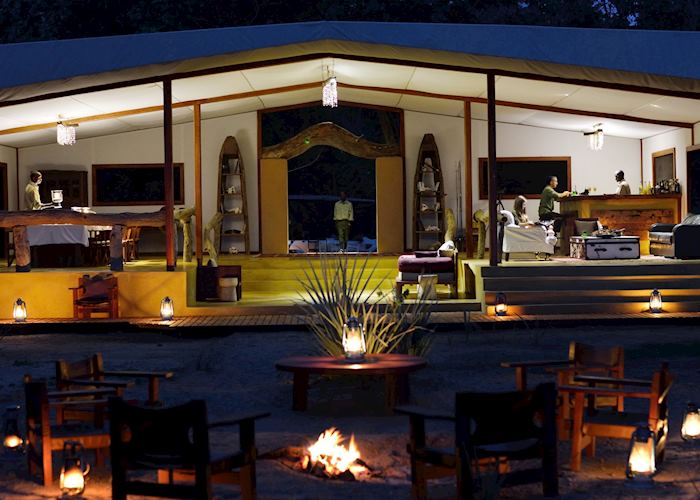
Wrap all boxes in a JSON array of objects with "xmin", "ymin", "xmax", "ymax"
[{"xmin": 513, "ymin": 195, "xmax": 533, "ymax": 226}]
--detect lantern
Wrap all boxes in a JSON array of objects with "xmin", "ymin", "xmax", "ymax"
[
  {"xmin": 160, "ymin": 296, "xmax": 174, "ymax": 321},
  {"xmin": 342, "ymin": 316, "xmax": 366, "ymax": 361},
  {"xmin": 13, "ymin": 298, "xmax": 27, "ymax": 323},
  {"xmin": 51, "ymin": 189, "xmax": 64, "ymax": 208},
  {"xmin": 59, "ymin": 441, "xmax": 89, "ymax": 497},
  {"xmin": 3, "ymin": 405, "xmax": 23, "ymax": 451},
  {"xmin": 649, "ymin": 289, "xmax": 663, "ymax": 313},
  {"xmin": 681, "ymin": 402, "xmax": 700, "ymax": 441},
  {"xmin": 495, "ymin": 293, "xmax": 508, "ymax": 316},
  {"xmin": 626, "ymin": 426, "xmax": 656, "ymax": 483}
]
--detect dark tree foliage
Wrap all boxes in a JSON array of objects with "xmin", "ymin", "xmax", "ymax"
[{"xmin": 0, "ymin": 0, "xmax": 697, "ymax": 44}]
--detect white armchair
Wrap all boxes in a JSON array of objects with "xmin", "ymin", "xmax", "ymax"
[{"xmin": 500, "ymin": 210, "xmax": 555, "ymax": 260}]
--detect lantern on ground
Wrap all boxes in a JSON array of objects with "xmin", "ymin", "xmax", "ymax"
[
  {"xmin": 51, "ymin": 189, "xmax": 63, "ymax": 208},
  {"xmin": 160, "ymin": 296, "xmax": 174, "ymax": 321},
  {"xmin": 59, "ymin": 441, "xmax": 89, "ymax": 497},
  {"xmin": 342, "ymin": 316, "xmax": 366, "ymax": 361},
  {"xmin": 681, "ymin": 402, "xmax": 700, "ymax": 441},
  {"xmin": 495, "ymin": 293, "xmax": 508, "ymax": 316},
  {"xmin": 13, "ymin": 298, "xmax": 27, "ymax": 323},
  {"xmin": 3, "ymin": 405, "xmax": 23, "ymax": 451},
  {"xmin": 649, "ymin": 289, "xmax": 662, "ymax": 313},
  {"xmin": 626, "ymin": 426, "xmax": 656, "ymax": 483}
]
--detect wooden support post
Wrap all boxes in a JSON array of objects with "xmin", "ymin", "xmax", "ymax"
[
  {"xmin": 487, "ymin": 73, "xmax": 499, "ymax": 267},
  {"xmin": 13, "ymin": 225, "xmax": 30, "ymax": 272},
  {"xmin": 464, "ymin": 100, "xmax": 473, "ymax": 258},
  {"xmin": 110, "ymin": 224, "xmax": 124, "ymax": 271},
  {"xmin": 194, "ymin": 103, "xmax": 203, "ymax": 266},
  {"xmin": 163, "ymin": 79, "xmax": 176, "ymax": 271}
]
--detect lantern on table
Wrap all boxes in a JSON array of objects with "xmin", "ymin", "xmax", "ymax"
[
  {"xmin": 626, "ymin": 426, "xmax": 656, "ymax": 483},
  {"xmin": 342, "ymin": 316, "xmax": 366, "ymax": 361},
  {"xmin": 495, "ymin": 292, "xmax": 508, "ymax": 316},
  {"xmin": 13, "ymin": 298, "xmax": 27, "ymax": 323},
  {"xmin": 51, "ymin": 189, "xmax": 64, "ymax": 208},
  {"xmin": 160, "ymin": 296, "xmax": 174, "ymax": 321},
  {"xmin": 649, "ymin": 289, "xmax": 662, "ymax": 313},
  {"xmin": 59, "ymin": 441, "xmax": 89, "ymax": 497},
  {"xmin": 3, "ymin": 405, "xmax": 23, "ymax": 451},
  {"xmin": 681, "ymin": 402, "xmax": 700, "ymax": 441}
]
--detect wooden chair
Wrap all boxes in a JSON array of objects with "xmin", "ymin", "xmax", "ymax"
[
  {"xmin": 24, "ymin": 378, "xmax": 114, "ymax": 487},
  {"xmin": 70, "ymin": 274, "xmax": 119, "ymax": 319},
  {"xmin": 502, "ymin": 341, "xmax": 624, "ymax": 439},
  {"xmin": 56, "ymin": 352, "xmax": 173, "ymax": 406},
  {"xmin": 396, "ymin": 383, "xmax": 558, "ymax": 499},
  {"xmin": 88, "ymin": 228, "xmax": 111, "ymax": 266},
  {"xmin": 109, "ymin": 397, "xmax": 269, "ymax": 500},
  {"xmin": 561, "ymin": 362, "xmax": 673, "ymax": 472}
]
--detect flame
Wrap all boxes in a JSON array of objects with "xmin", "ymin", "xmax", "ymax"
[
  {"xmin": 306, "ymin": 428, "xmax": 367, "ymax": 477},
  {"xmin": 3, "ymin": 435, "xmax": 22, "ymax": 448}
]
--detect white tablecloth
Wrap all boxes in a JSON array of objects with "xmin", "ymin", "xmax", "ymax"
[{"xmin": 27, "ymin": 225, "xmax": 90, "ymax": 247}]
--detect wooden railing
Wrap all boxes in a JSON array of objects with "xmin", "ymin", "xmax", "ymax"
[{"xmin": 0, "ymin": 210, "xmax": 166, "ymax": 272}]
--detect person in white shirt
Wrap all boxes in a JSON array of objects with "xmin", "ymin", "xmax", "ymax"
[
  {"xmin": 333, "ymin": 191, "xmax": 354, "ymax": 251},
  {"xmin": 615, "ymin": 170, "xmax": 631, "ymax": 195},
  {"xmin": 24, "ymin": 170, "xmax": 44, "ymax": 210}
]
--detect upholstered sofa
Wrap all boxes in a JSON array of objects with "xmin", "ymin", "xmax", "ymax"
[
  {"xmin": 500, "ymin": 210, "xmax": 556, "ymax": 260},
  {"xmin": 649, "ymin": 213, "xmax": 700, "ymax": 259}
]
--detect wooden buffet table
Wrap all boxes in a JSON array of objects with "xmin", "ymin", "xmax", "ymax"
[{"xmin": 560, "ymin": 194, "xmax": 681, "ymax": 254}]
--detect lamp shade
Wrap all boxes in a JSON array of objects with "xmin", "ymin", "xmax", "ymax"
[
  {"xmin": 626, "ymin": 426, "xmax": 656, "ymax": 480},
  {"xmin": 495, "ymin": 292, "xmax": 508, "ymax": 316},
  {"xmin": 681, "ymin": 402, "xmax": 700, "ymax": 441},
  {"xmin": 160, "ymin": 297, "xmax": 174, "ymax": 321},
  {"xmin": 342, "ymin": 316, "xmax": 366, "ymax": 361},
  {"xmin": 649, "ymin": 289, "xmax": 662, "ymax": 313},
  {"xmin": 12, "ymin": 298, "xmax": 26, "ymax": 322},
  {"xmin": 51, "ymin": 189, "xmax": 63, "ymax": 205}
]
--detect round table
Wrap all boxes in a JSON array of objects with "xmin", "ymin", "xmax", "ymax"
[{"xmin": 275, "ymin": 353, "xmax": 427, "ymax": 411}]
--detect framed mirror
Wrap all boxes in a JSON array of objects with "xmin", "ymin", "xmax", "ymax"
[{"xmin": 652, "ymin": 148, "xmax": 676, "ymax": 186}]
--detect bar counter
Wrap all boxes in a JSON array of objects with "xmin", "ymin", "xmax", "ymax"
[{"xmin": 560, "ymin": 193, "xmax": 682, "ymax": 254}]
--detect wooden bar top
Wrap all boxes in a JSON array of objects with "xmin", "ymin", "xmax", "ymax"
[{"xmin": 560, "ymin": 193, "xmax": 681, "ymax": 203}]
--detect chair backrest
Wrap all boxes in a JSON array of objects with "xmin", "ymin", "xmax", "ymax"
[
  {"xmin": 88, "ymin": 229, "xmax": 111, "ymax": 245},
  {"xmin": 76, "ymin": 275, "xmax": 118, "ymax": 301},
  {"xmin": 569, "ymin": 342, "xmax": 624, "ymax": 377},
  {"xmin": 455, "ymin": 382, "xmax": 557, "ymax": 449},
  {"xmin": 56, "ymin": 353, "xmax": 104, "ymax": 389},
  {"xmin": 574, "ymin": 218, "xmax": 600, "ymax": 236},
  {"xmin": 24, "ymin": 380, "xmax": 50, "ymax": 436},
  {"xmin": 649, "ymin": 362, "xmax": 673, "ymax": 426},
  {"xmin": 109, "ymin": 397, "xmax": 212, "ymax": 499}
]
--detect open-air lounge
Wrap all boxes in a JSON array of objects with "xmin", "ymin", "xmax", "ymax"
[{"xmin": 2, "ymin": 20, "xmax": 700, "ymax": 499}]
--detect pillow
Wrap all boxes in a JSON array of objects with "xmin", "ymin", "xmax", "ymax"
[
  {"xmin": 414, "ymin": 250, "xmax": 438, "ymax": 258},
  {"xmin": 682, "ymin": 213, "xmax": 700, "ymax": 225},
  {"xmin": 575, "ymin": 219, "xmax": 599, "ymax": 236},
  {"xmin": 499, "ymin": 210, "xmax": 516, "ymax": 227},
  {"xmin": 438, "ymin": 240, "xmax": 456, "ymax": 257}
]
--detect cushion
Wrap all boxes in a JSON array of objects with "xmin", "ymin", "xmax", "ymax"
[
  {"xmin": 649, "ymin": 232, "xmax": 673, "ymax": 245},
  {"xmin": 574, "ymin": 219, "xmax": 599, "ymax": 236},
  {"xmin": 438, "ymin": 240, "xmax": 456, "ymax": 258},
  {"xmin": 681, "ymin": 213, "xmax": 700, "ymax": 225},
  {"xmin": 78, "ymin": 273, "xmax": 115, "ymax": 303},
  {"xmin": 398, "ymin": 254, "xmax": 454, "ymax": 273},
  {"xmin": 414, "ymin": 250, "xmax": 437, "ymax": 258}
]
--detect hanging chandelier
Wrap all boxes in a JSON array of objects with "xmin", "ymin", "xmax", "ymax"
[
  {"xmin": 584, "ymin": 123, "xmax": 604, "ymax": 151},
  {"xmin": 57, "ymin": 122, "xmax": 77, "ymax": 146},
  {"xmin": 322, "ymin": 63, "xmax": 338, "ymax": 108}
]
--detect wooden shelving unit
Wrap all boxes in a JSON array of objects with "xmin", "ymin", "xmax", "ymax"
[
  {"xmin": 412, "ymin": 134, "xmax": 445, "ymax": 250},
  {"xmin": 218, "ymin": 136, "xmax": 249, "ymax": 254}
]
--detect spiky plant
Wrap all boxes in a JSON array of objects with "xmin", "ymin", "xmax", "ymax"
[{"xmin": 299, "ymin": 254, "xmax": 434, "ymax": 357}]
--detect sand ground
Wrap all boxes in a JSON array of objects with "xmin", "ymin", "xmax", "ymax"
[{"xmin": 1, "ymin": 322, "xmax": 699, "ymax": 499}]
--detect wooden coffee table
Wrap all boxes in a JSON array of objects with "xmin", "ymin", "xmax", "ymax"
[{"xmin": 275, "ymin": 354, "xmax": 427, "ymax": 411}]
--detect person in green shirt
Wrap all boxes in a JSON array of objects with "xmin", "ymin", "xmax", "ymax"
[
  {"xmin": 333, "ymin": 191, "xmax": 354, "ymax": 252},
  {"xmin": 538, "ymin": 175, "xmax": 570, "ymax": 231}
]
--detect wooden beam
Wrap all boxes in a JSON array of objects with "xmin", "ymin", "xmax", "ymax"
[
  {"xmin": 487, "ymin": 74, "xmax": 498, "ymax": 267},
  {"xmin": 261, "ymin": 122, "xmax": 400, "ymax": 159},
  {"xmin": 464, "ymin": 101, "xmax": 473, "ymax": 258},
  {"xmin": 0, "ymin": 210, "xmax": 166, "ymax": 228},
  {"xmin": 163, "ymin": 79, "xmax": 176, "ymax": 271},
  {"xmin": 194, "ymin": 103, "xmax": 203, "ymax": 266}
]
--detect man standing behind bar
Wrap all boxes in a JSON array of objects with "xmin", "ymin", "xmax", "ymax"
[
  {"xmin": 538, "ymin": 175, "xmax": 570, "ymax": 231},
  {"xmin": 24, "ymin": 170, "xmax": 44, "ymax": 210},
  {"xmin": 334, "ymin": 191, "xmax": 354, "ymax": 252},
  {"xmin": 615, "ymin": 170, "xmax": 631, "ymax": 195}
]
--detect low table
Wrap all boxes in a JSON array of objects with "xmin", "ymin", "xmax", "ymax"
[
  {"xmin": 569, "ymin": 236, "xmax": 640, "ymax": 260},
  {"xmin": 275, "ymin": 354, "xmax": 427, "ymax": 411}
]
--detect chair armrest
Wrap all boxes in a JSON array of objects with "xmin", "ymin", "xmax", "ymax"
[
  {"xmin": 500, "ymin": 359, "xmax": 571, "ymax": 369},
  {"xmin": 102, "ymin": 370, "xmax": 174, "ymax": 379},
  {"xmin": 394, "ymin": 405, "xmax": 455, "ymax": 421},
  {"xmin": 558, "ymin": 385, "xmax": 652, "ymax": 399},
  {"xmin": 50, "ymin": 398, "xmax": 109, "ymax": 408},
  {"xmin": 573, "ymin": 375, "xmax": 651, "ymax": 387},
  {"xmin": 48, "ymin": 387, "xmax": 117, "ymax": 398},
  {"xmin": 61, "ymin": 378, "xmax": 133, "ymax": 389},
  {"xmin": 649, "ymin": 223, "xmax": 675, "ymax": 233},
  {"xmin": 68, "ymin": 286, "xmax": 85, "ymax": 291},
  {"xmin": 208, "ymin": 411, "xmax": 271, "ymax": 428}
]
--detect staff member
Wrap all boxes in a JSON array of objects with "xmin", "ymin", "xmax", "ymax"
[
  {"xmin": 333, "ymin": 191, "xmax": 354, "ymax": 252},
  {"xmin": 538, "ymin": 175, "xmax": 570, "ymax": 231},
  {"xmin": 615, "ymin": 170, "xmax": 631, "ymax": 195},
  {"xmin": 24, "ymin": 170, "xmax": 46, "ymax": 210}
]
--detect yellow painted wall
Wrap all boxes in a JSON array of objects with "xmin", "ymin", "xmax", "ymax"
[
  {"xmin": 259, "ymin": 158, "xmax": 289, "ymax": 254},
  {"xmin": 376, "ymin": 156, "xmax": 405, "ymax": 253}
]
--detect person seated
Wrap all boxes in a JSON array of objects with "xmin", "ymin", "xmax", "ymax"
[
  {"xmin": 538, "ymin": 175, "xmax": 570, "ymax": 232},
  {"xmin": 513, "ymin": 195, "xmax": 534, "ymax": 227},
  {"xmin": 615, "ymin": 170, "xmax": 631, "ymax": 195}
]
